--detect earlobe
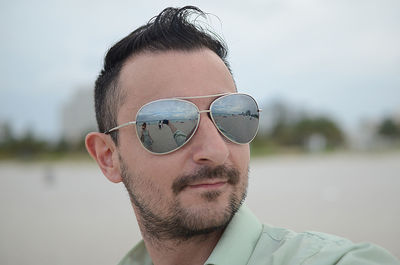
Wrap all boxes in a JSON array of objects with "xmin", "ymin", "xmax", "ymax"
[{"xmin": 85, "ymin": 132, "xmax": 122, "ymax": 183}]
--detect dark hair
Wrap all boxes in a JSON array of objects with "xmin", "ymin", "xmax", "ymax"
[{"xmin": 94, "ymin": 6, "xmax": 231, "ymax": 144}]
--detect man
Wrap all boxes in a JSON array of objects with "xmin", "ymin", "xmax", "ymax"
[{"xmin": 85, "ymin": 6, "xmax": 399, "ymax": 265}]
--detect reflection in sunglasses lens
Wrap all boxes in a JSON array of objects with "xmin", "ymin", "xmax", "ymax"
[
  {"xmin": 211, "ymin": 94, "xmax": 259, "ymax": 144},
  {"xmin": 136, "ymin": 99, "xmax": 198, "ymax": 154},
  {"xmin": 134, "ymin": 94, "xmax": 259, "ymax": 154}
]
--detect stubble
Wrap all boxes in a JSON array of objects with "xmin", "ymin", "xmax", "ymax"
[{"xmin": 120, "ymin": 159, "xmax": 248, "ymax": 242}]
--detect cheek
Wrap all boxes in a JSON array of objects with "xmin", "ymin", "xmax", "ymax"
[
  {"xmin": 230, "ymin": 144, "xmax": 250, "ymax": 188},
  {"xmin": 116, "ymin": 116, "xmax": 188, "ymax": 195},
  {"xmin": 119, "ymin": 129, "xmax": 150, "ymax": 165},
  {"xmin": 119, "ymin": 140, "xmax": 183, "ymax": 195},
  {"xmin": 230, "ymin": 144, "xmax": 250, "ymax": 170}
]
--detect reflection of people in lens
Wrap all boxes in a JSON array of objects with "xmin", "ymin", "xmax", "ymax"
[
  {"xmin": 140, "ymin": 123, "xmax": 153, "ymax": 150},
  {"xmin": 163, "ymin": 119, "xmax": 187, "ymax": 147}
]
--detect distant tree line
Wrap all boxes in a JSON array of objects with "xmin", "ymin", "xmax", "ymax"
[
  {"xmin": 377, "ymin": 118, "xmax": 400, "ymax": 140},
  {"xmin": 268, "ymin": 116, "xmax": 343, "ymax": 147},
  {"xmin": 250, "ymin": 101, "xmax": 400, "ymax": 154},
  {"xmin": 0, "ymin": 123, "xmax": 87, "ymax": 160},
  {"xmin": 251, "ymin": 117, "xmax": 345, "ymax": 154},
  {"xmin": 1, "ymin": 105, "xmax": 399, "ymax": 159}
]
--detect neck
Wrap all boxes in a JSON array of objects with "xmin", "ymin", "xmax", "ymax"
[
  {"xmin": 131, "ymin": 203, "xmax": 225, "ymax": 265},
  {"xmin": 143, "ymin": 229, "xmax": 223, "ymax": 265}
]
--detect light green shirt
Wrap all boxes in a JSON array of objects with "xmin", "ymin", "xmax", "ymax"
[
  {"xmin": 173, "ymin": 130, "xmax": 187, "ymax": 147},
  {"xmin": 118, "ymin": 206, "xmax": 399, "ymax": 265}
]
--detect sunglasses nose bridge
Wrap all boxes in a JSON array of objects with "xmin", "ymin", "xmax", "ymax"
[
  {"xmin": 195, "ymin": 109, "xmax": 229, "ymax": 145},
  {"xmin": 198, "ymin": 109, "xmax": 214, "ymax": 126},
  {"xmin": 190, "ymin": 109, "xmax": 229, "ymax": 165}
]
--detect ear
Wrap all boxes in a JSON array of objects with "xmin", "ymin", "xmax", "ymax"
[{"xmin": 85, "ymin": 132, "xmax": 122, "ymax": 183}]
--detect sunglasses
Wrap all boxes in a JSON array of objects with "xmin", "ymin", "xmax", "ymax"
[{"xmin": 105, "ymin": 93, "xmax": 261, "ymax": 155}]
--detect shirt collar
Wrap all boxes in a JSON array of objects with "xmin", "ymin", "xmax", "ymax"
[{"xmin": 205, "ymin": 205, "xmax": 263, "ymax": 265}]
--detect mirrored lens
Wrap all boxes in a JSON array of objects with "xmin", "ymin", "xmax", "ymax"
[
  {"xmin": 211, "ymin": 94, "xmax": 259, "ymax": 143},
  {"xmin": 135, "ymin": 99, "xmax": 199, "ymax": 154}
]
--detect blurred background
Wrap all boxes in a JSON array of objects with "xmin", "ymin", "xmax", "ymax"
[{"xmin": 0, "ymin": 0, "xmax": 399, "ymax": 264}]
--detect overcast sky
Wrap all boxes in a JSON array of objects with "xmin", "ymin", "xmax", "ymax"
[{"xmin": 0, "ymin": 0, "xmax": 399, "ymax": 140}]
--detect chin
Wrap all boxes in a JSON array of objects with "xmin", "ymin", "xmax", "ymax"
[{"xmin": 177, "ymin": 190, "xmax": 244, "ymax": 231}]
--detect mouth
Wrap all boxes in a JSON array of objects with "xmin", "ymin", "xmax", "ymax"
[
  {"xmin": 171, "ymin": 165, "xmax": 240, "ymax": 195},
  {"xmin": 187, "ymin": 180, "xmax": 228, "ymax": 190}
]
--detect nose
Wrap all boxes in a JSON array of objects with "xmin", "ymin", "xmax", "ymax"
[{"xmin": 190, "ymin": 113, "xmax": 229, "ymax": 166}]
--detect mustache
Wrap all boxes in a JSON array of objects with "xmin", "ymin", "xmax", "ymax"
[{"xmin": 172, "ymin": 165, "xmax": 240, "ymax": 195}]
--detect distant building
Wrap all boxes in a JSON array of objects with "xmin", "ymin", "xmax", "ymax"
[
  {"xmin": 305, "ymin": 133, "xmax": 327, "ymax": 152},
  {"xmin": 60, "ymin": 87, "xmax": 97, "ymax": 143},
  {"xmin": 258, "ymin": 99, "xmax": 305, "ymax": 135},
  {"xmin": 348, "ymin": 119, "xmax": 378, "ymax": 150}
]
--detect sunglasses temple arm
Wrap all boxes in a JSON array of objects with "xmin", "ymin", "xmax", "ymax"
[{"xmin": 104, "ymin": 121, "xmax": 136, "ymax": 134}]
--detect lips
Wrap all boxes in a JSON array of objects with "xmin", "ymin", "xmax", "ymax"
[
  {"xmin": 171, "ymin": 165, "xmax": 240, "ymax": 195},
  {"xmin": 188, "ymin": 181, "xmax": 227, "ymax": 189}
]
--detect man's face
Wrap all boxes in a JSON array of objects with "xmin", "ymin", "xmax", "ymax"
[{"xmin": 116, "ymin": 49, "xmax": 250, "ymax": 239}]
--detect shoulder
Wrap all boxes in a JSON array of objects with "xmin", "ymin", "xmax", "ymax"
[
  {"xmin": 248, "ymin": 225, "xmax": 400, "ymax": 265},
  {"xmin": 117, "ymin": 241, "xmax": 152, "ymax": 265}
]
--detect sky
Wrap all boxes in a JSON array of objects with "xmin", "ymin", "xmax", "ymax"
[{"xmin": 0, "ymin": 0, "xmax": 399, "ymax": 140}]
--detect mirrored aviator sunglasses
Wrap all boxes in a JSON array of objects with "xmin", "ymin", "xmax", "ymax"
[{"xmin": 105, "ymin": 93, "xmax": 262, "ymax": 155}]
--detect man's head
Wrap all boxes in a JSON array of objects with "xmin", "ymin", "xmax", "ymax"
[
  {"xmin": 86, "ymin": 6, "xmax": 253, "ymax": 241},
  {"xmin": 94, "ymin": 6, "xmax": 231, "ymax": 145}
]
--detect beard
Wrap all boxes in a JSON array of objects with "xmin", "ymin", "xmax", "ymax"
[{"xmin": 120, "ymin": 159, "xmax": 248, "ymax": 241}]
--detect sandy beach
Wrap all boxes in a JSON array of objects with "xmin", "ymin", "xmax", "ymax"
[{"xmin": 1, "ymin": 152, "xmax": 399, "ymax": 264}]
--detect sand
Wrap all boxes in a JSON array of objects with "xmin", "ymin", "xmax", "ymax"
[{"xmin": 0, "ymin": 152, "xmax": 399, "ymax": 264}]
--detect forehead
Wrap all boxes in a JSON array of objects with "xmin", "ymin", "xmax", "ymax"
[{"xmin": 117, "ymin": 49, "xmax": 236, "ymax": 119}]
